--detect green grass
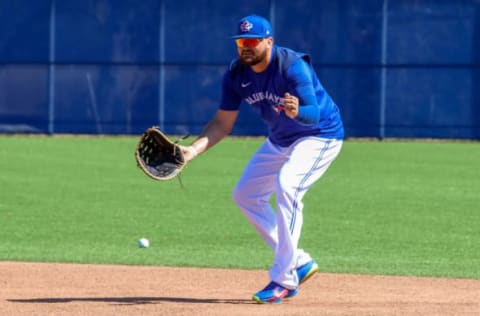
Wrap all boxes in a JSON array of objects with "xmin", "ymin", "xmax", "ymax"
[{"xmin": 0, "ymin": 136, "xmax": 479, "ymax": 279}]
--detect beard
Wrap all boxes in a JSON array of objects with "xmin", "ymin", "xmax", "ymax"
[{"xmin": 238, "ymin": 48, "xmax": 268, "ymax": 66}]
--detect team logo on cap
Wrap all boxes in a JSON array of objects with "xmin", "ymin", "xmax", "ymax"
[{"xmin": 240, "ymin": 20, "xmax": 253, "ymax": 32}]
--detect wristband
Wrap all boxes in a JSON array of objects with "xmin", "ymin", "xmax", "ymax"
[{"xmin": 189, "ymin": 146, "xmax": 199, "ymax": 157}]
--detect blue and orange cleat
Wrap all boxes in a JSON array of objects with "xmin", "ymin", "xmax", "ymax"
[
  {"xmin": 284, "ymin": 259, "xmax": 319, "ymax": 299},
  {"xmin": 252, "ymin": 281, "xmax": 292, "ymax": 304},
  {"xmin": 253, "ymin": 260, "xmax": 319, "ymax": 303},
  {"xmin": 297, "ymin": 259, "xmax": 319, "ymax": 285}
]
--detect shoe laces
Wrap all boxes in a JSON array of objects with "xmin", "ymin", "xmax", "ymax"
[{"xmin": 262, "ymin": 281, "xmax": 283, "ymax": 291}]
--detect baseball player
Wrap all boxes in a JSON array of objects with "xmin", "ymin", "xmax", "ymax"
[{"xmin": 181, "ymin": 14, "xmax": 344, "ymax": 304}]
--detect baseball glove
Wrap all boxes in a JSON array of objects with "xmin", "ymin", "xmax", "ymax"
[{"xmin": 135, "ymin": 127, "xmax": 186, "ymax": 181}]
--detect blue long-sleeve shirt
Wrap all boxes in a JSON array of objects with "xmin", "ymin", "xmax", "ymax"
[{"xmin": 220, "ymin": 45, "xmax": 344, "ymax": 147}]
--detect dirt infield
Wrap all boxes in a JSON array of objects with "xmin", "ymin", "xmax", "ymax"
[{"xmin": 1, "ymin": 262, "xmax": 479, "ymax": 316}]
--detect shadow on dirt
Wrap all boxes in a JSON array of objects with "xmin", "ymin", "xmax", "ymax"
[{"xmin": 8, "ymin": 297, "xmax": 254, "ymax": 305}]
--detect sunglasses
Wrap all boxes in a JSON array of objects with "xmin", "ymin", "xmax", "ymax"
[{"xmin": 235, "ymin": 38, "xmax": 264, "ymax": 48}]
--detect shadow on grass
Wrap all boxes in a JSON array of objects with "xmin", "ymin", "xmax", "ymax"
[{"xmin": 8, "ymin": 296, "xmax": 254, "ymax": 305}]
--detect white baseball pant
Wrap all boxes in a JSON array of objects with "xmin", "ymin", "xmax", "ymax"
[{"xmin": 232, "ymin": 136, "xmax": 343, "ymax": 289}]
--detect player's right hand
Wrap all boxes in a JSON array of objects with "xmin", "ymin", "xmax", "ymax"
[{"xmin": 283, "ymin": 93, "xmax": 299, "ymax": 119}]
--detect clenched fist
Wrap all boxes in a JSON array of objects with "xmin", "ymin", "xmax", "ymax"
[{"xmin": 283, "ymin": 92, "xmax": 299, "ymax": 119}]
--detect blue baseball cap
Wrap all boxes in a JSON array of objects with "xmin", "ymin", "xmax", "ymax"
[{"xmin": 232, "ymin": 15, "xmax": 273, "ymax": 39}]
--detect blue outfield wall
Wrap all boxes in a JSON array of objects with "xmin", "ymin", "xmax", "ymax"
[{"xmin": 0, "ymin": 0, "xmax": 479, "ymax": 139}]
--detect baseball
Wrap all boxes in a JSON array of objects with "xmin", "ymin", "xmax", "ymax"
[{"xmin": 138, "ymin": 238, "xmax": 150, "ymax": 248}]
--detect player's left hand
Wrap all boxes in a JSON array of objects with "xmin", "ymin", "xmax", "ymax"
[
  {"xmin": 283, "ymin": 93, "xmax": 299, "ymax": 119},
  {"xmin": 179, "ymin": 145, "xmax": 198, "ymax": 163}
]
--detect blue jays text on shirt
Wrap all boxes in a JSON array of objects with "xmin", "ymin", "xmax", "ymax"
[
  {"xmin": 245, "ymin": 90, "xmax": 283, "ymax": 108},
  {"xmin": 244, "ymin": 90, "xmax": 285, "ymax": 114}
]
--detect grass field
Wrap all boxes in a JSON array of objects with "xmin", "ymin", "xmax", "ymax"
[{"xmin": 0, "ymin": 135, "xmax": 479, "ymax": 279}]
